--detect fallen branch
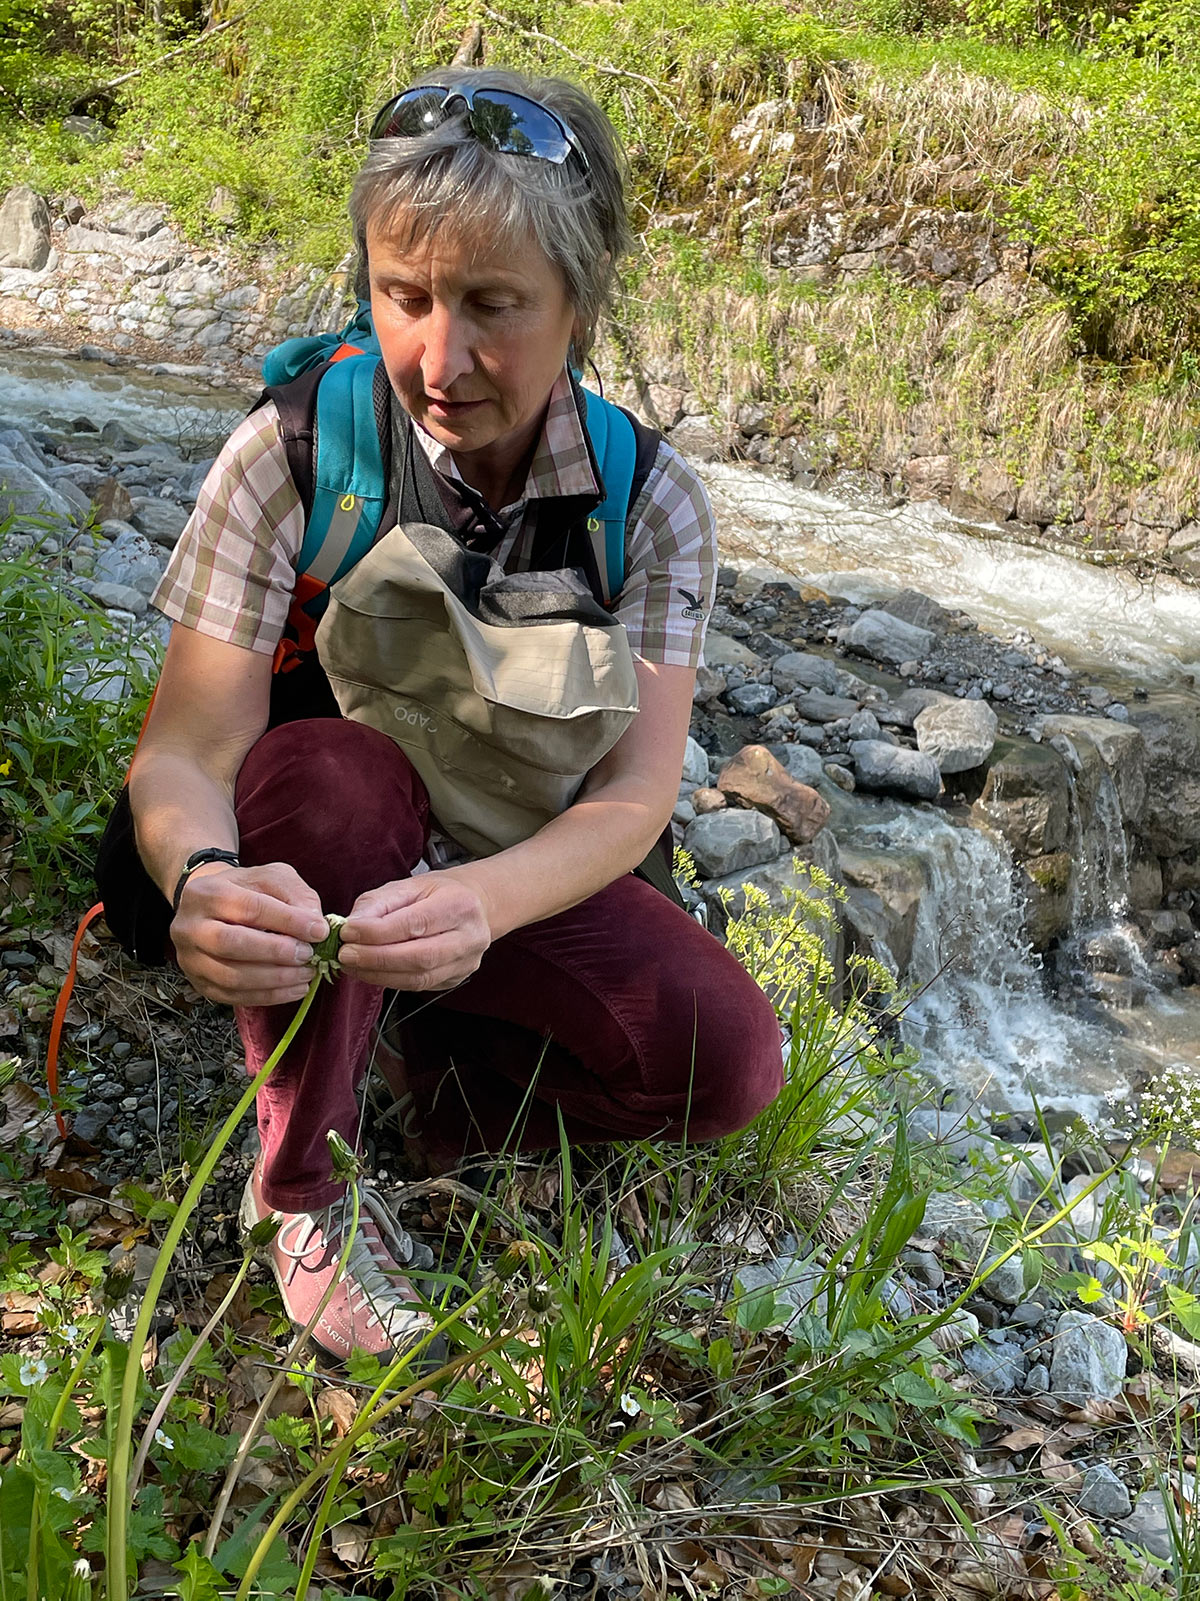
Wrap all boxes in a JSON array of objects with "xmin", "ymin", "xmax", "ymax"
[
  {"xmin": 102, "ymin": 11, "xmax": 249, "ymax": 92},
  {"xmin": 478, "ymin": 5, "xmax": 684, "ymax": 125}
]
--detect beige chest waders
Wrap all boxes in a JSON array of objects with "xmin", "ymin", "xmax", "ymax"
[{"xmin": 315, "ymin": 520, "xmax": 639, "ymax": 858}]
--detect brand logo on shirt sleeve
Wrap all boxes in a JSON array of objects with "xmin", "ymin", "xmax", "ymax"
[{"xmin": 678, "ymin": 588, "xmax": 707, "ymax": 622}]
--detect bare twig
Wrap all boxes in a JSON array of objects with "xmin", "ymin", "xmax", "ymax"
[{"xmin": 478, "ymin": 5, "xmax": 684, "ymax": 125}]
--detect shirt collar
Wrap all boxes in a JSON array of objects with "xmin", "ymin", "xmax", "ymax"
[{"xmin": 410, "ymin": 368, "xmax": 601, "ymax": 506}]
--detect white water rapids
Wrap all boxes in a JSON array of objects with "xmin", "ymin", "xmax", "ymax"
[{"xmin": 6, "ymin": 345, "xmax": 1200, "ymax": 1117}]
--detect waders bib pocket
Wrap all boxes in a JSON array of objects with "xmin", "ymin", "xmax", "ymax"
[{"xmin": 315, "ymin": 520, "xmax": 640, "ymax": 858}]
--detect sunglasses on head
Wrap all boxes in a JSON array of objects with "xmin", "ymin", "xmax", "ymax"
[{"xmin": 370, "ymin": 84, "xmax": 590, "ymax": 174}]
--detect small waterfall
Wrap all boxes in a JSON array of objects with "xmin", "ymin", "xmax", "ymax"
[{"xmin": 841, "ymin": 808, "xmax": 1132, "ymax": 1114}]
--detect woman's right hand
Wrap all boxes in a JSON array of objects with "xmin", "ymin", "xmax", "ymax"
[{"xmin": 170, "ymin": 862, "xmax": 329, "ymax": 1008}]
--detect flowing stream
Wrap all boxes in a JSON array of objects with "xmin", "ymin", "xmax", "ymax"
[
  {"xmin": 6, "ymin": 345, "xmax": 1200, "ymax": 1118},
  {"xmin": 698, "ymin": 462, "xmax": 1200, "ymax": 1117}
]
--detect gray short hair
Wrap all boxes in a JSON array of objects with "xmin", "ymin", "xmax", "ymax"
[{"xmin": 349, "ymin": 67, "xmax": 632, "ymax": 360}]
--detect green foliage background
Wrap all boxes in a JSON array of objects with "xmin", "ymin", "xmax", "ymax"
[{"xmin": 2, "ymin": 0, "xmax": 1200, "ymax": 365}]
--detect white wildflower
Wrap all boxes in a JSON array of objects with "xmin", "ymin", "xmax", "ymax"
[
  {"xmin": 18, "ymin": 1358, "xmax": 47, "ymax": 1387},
  {"xmin": 154, "ymin": 1428, "xmax": 174, "ymax": 1450}
]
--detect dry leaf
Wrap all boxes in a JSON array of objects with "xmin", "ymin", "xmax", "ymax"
[
  {"xmin": 649, "ymin": 1481, "xmax": 699, "ymax": 1513},
  {"xmin": 691, "ymin": 1559, "xmax": 728, "ymax": 1591},
  {"xmin": 330, "ymin": 1521, "xmax": 371, "ymax": 1568},
  {"xmin": 2, "ymin": 1291, "xmax": 41, "ymax": 1335},
  {"xmin": 994, "ymin": 1427, "xmax": 1046, "ymax": 1453},
  {"xmin": 0, "ymin": 1078, "xmax": 56, "ymax": 1148},
  {"xmin": 0, "ymin": 1402, "xmax": 25, "ymax": 1427},
  {"xmin": 317, "ymin": 1387, "xmax": 358, "ymax": 1437},
  {"xmin": 0, "ymin": 1007, "xmax": 17, "ymax": 1039}
]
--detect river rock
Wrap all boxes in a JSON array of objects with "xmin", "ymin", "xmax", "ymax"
[
  {"xmin": 850, "ymin": 740, "xmax": 943, "ymax": 801},
  {"xmin": 843, "ymin": 608, "xmax": 935, "ymax": 667},
  {"xmin": 915, "ymin": 699, "xmax": 998, "ymax": 773},
  {"xmin": 681, "ymin": 735, "xmax": 711, "ymax": 789},
  {"xmin": 960, "ymin": 1338, "xmax": 1024, "ymax": 1395},
  {"xmin": 1038, "ymin": 714, "xmax": 1148, "ymax": 828},
  {"xmin": 793, "ymin": 689, "xmax": 862, "ymax": 723},
  {"xmin": 691, "ymin": 786, "xmax": 726, "ymax": 814},
  {"xmin": 717, "ymin": 745, "xmax": 831, "ymax": 845},
  {"xmin": 837, "ymin": 845, "xmax": 925, "ymax": 970},
  {"xmin": 971, "ymin": 737, "xmax": 1071, "ymax": 857},
  {"xmin": 879, "ymin": 588, "xmax": 955, "ymax": 634},
  {"xmin": 1118, "ymin": 1491, "xmax": 1173, "ymax": 1561},
  {"xmin": 86, "ymin": 580, "xmax": 149, "ymax": 615},
  {"xmin": 877, "ymin": 687, "xmax": 953, "ymax": 728},
  {"xmin": 727, "ymin": 682, "xmax": 778, "ymax": 717},
  {"xmin": 0, "ymin": 184, "xmax": 51, "ymax": 271},
  {"xmin": 769, "ymin": 742, "xmax": 825, "ymax": 787},
  {"xmin": 919, "ymin": 1191, "xmax": 1032, "ymax": 1303},
  {"xmin": 1078, "ymin": 1464, "xmax": 1132, "ymax": 1521},
  {"xmin": 1019, "ymin": 853, "xmax": 1073, "ymax": 950},
  {"xmin": 92, "ymin": 476, "xmax": 135, "ymax": 523},
  {"xmin": 92, "ymin": 527, "xmax": 165, "ymax": 596},
  {"xmin": 771, "ymin": 650, "xmax": 847, "ymax": 697},
  {"xmin": 693, "ymin": 664, "xmax": 727, "ymax": 704},
  {"xmin": 1128, "ymin": 695, "xmax": 1200, "ymax": 856},
  {"xmin": 683, "ymin": 808, "xmax": 784, "ymax": 878},
  {"xmin": 1050, "ymin": 1311, "xmax": 1127, "ymax": 1403},
  {"xmin": 704, "ymin": 631, "xmax": 763, "ymax": 670},
  {"xmin": 0, "ymin": 451, "xmax": 76, "ymax": 527}
]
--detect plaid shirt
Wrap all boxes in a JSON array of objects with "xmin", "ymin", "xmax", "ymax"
[{"xmin": 154, "ymin": 369, "xmax": 716, "ymax": 668}]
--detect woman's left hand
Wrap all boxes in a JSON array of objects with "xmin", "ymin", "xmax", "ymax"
[{"xmin": 337, "ymin": 871, "xmax": 493, "ymax": 991}]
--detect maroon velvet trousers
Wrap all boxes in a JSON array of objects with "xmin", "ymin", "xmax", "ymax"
[{"xmin": 232, "ymin": 719, "xmax": 784, "ymax": 1211}]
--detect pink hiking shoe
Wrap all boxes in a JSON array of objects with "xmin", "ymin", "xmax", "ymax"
[{"xmin": 240, "ymin": 1165, "xmax": 432, "ymax": 1363}]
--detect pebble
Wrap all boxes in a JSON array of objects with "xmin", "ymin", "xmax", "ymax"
[{"xmin": 1078, "ymin": 1463, "xmax": 1133, "ymax": 1521}]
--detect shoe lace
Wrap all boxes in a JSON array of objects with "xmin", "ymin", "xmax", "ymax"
[{"xmin": 276, "ymin": 1181, "xmax": 425, "ymax": 1336}]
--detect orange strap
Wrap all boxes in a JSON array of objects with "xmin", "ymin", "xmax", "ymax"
[{"xmin": 46, "ymin": 902, "xmax": 106, "ymax": 1140}]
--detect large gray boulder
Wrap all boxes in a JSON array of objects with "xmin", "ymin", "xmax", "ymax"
[
  {"xmin": 0, "ymin": 449, "xmax": 76, "ymax": 528},
  {"xmin": 703, "ymin": 631, "xmax": 763, "ymax": 670},
  {"xmin": 1039, "ymin": 714, "xmax": 1147, "ymax": 827},
  {"xmin": 771, "ymin": 650, "xmax": 860, "ymax": 697},
  {"xmin": 130, "ymin": 493, "xmax": 191, "ymax": 550},
  {"xmin": 837, "ymin": 844, "xmax": 925, "ymax": 970},
  {"xmin": 878, "ymin": 588, "xmax": 955, "ymax": 634},
  {"xmin": 1127, "ymin": 695, "xmax": 1200, "ymax": 856},
  {"xmin": 971, "ymin": 736, "xmax": 1071, "ymax": 858},
  {"xmin": 769, "ymin": 742, "xmax": 825, "ymax": 787},
  {"xmin": 0, "ymin": 184, "xmax": 51, "ymax": 270},
  {"xmin": 92, "ymin": 527, "xmax": 166, "ymax": 597},
  {"xmin": 850, "ymin": 739, "xmax": 943, "ymax": 802},
  {"xmin": 683, "ymin": 808, "xmax": 784, "ymax": 878},
  {"xmin": 1050, "ymin": 1311, "xmax": 1127, "ymax": 1404},
  {"xmin": 843, "ymin": 608, "xmax": 935, "ymax": 667},
  {"xmin": 915, "ymin": 699, "xmax": 998, "ymax": 774}
]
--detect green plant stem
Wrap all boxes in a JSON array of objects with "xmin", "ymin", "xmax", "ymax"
[
  {"xmin": 234, "ymin": 1290, "xmax": 510, "ymax": 1601},
  {"xmin": 128, "ymin": 1252, "xmax": 254, "ymax": 1501},
  {"xmin": 106, "ymin": 974, "xmax": 321, "ymax": 1601},
  {"xmin": 45, "ymin": 1317, "xmax": 107, "ymax": 1451},
  {"xmin": 202, "ymin": 1182, "xmax": 364, "ymax": 1561}
]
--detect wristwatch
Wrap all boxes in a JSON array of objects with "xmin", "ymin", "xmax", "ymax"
[{"xmin": 172, "ymin": 848, "xmax": 242, "ymax": 914}]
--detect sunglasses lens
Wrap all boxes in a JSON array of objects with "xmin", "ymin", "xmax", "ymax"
[
  {"xmin": 371, "ymin": 89, "xmax": 448, "ymax": 141},
  {"xmin": 467, "ymin": 90, "xmax": 572, "ymax": 162}
]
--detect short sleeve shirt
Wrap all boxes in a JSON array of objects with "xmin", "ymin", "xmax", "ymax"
[{"xmin": 153, "ymin": 368, "xmax": 716, "ymax": 669}]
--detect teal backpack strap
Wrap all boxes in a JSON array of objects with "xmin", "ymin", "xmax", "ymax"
[
  {"xmin": 581, "ymin": 388, "xmax": 638, "ymax": 605},
  {"xmin": 295, "ymin": 354, "xmax": 388, "ymax": 595}
]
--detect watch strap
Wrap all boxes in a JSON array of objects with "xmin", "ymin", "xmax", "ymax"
[{"xmin": 172, "ymin": 848, "xmax": 242, "ymax": 914}]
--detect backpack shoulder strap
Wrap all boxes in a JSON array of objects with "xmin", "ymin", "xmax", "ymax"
[
  {"xmin": 262, "ymin": 354, "xmax": 391, "ymax": 590},
  {"xmin": 579, "ymin": 388, "xmax": 662, "ymax": 605}
]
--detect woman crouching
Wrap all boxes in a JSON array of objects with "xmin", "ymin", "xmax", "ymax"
[{"xmin": 104, "ymin": 68, "xmax": 784, "ymax": 1362}]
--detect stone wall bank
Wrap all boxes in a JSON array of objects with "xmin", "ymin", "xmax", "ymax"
[
  {"xmin": 5, "ymin": 177, "xmax": 1200, "ymax": 584},
  {"xmin": 0, "ymin": 185, "xmax": 336, "ymax": 372}
]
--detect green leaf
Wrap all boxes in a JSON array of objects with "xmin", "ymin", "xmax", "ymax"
[
  {"xmin": 172, "ymin": 1543, "xmax": 224, "ymax": 1601},
  {"xmin": 707, "ymin": 1336, "xmax": 734, "ymax": 1381}
]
